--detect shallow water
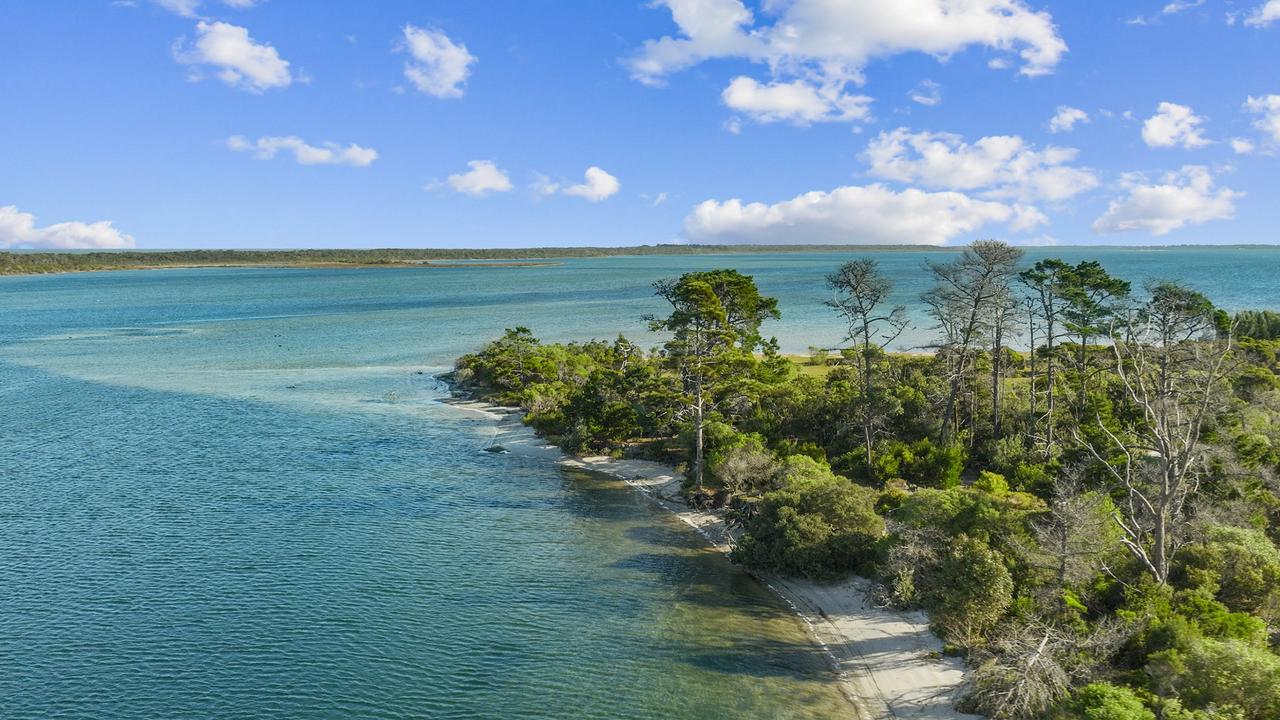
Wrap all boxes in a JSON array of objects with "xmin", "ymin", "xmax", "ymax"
[{"xmin": 2, "ymin": 248, "xmax": 1278, "ymax": 719}]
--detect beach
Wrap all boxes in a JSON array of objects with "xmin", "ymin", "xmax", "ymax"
[{"xmin": 443, "ymin": 395, "xmax": 980, "ymax": 720}]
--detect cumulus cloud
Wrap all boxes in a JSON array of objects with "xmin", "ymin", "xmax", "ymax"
[
  {"xmin": 226, "ymin": 135, "xmax": 377, "ymax": 167},
  {"xmin": 1230, "ymin": 138, "xmax": 1256, "ymax": 154},
  {"xmin": 1141, "ymin": 102, "xmax": 1210, "ymax": 148},
  {"xmin": 400, "ymin": 25, "xmax": 476, "ymax": 99},
  {"xmin": 629, "ymin": 0, "xmax": 1066, "ymax": 87},
  {"xmin": 173, "ymin": 21, "xmax": 291, "ymax": 92},
  {"xmin": 1048, "ymin": 105, "xmax": 1089, "ymax": 133},
  {"xmin": 721, "ymin": 76, "xmax": 871, "ymax": 125},
  {"xmin": 863, "ymin": 128, "xmax": 1098, "ymax": 203},
  {"xmin": 1092, "ymin": 165, "xmax": 1240, "ymax": 236},
  {"xmin": 563, "ymin": 167, "xmax": 621, "ymax": 202},
  {"xmin": 440, "ymin": 160, "xmax": 512, "ymax": 197},
  {"xmin": 1246, "ymin": 0, "xmax": 1280, "ymax": 26},
  {"xmin": 1245, "ymin": 94, "xmax": 1280, "ymax": 143},
  {"xmin": 0, "ymin": 205, "xmax": 136, "ymax": 249},
  {"xmin": 683, "ymin": 184, "xmax": 1044, "ymax": 246}
]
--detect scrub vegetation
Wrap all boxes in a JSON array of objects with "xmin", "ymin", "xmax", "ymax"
[{"xmin": 453, "ymin": 241, "xmax": 1280, "ymax": 719}]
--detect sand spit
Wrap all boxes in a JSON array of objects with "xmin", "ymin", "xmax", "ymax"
[{"xmin": 442, "ymin": 396, "xmax": 980, "ymax": 720}]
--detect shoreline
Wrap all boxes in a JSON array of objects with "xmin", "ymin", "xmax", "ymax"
[{"xmin": 439, "ymin": 391, "xmax": 979, "ymax": 720}]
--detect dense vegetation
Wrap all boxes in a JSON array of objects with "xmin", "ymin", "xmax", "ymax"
[
  {"xmin": 3, "ymin": 245, "xmax": 946, "ymax": 275},
  {"xmin": 453, "ymin": 242, "xmax": 1280, "ymax": 719}
]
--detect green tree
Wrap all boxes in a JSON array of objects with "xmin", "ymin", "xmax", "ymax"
[
  {"xmin": 1060, "ymin": 260, "xmax": 1131, "ymax": 417},
  {"xmin": 649, "ymin": 269, "xmax": 780, "ymax": 490},
  {"xmin": 1019, "ymin": 258, "xmax": 1074, "ymax": 454}
]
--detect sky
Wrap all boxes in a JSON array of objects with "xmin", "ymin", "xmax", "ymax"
[{"xmin": 1, "ymin": 0, "xmax": 1279, "ymax": 250}]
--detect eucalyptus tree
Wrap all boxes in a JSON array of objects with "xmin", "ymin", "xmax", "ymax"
[
  {"xmin": 1080, "ymin": 282, "xmax": 1234, "ymax": 584},
  {"xmin": 923, "ymin": 240, "xmax": 1024, "ymax": 442},
  {"xmin": 825, "ymin": 258, "xmax": 910, "ymax": 477},
  {"xmin": 648, "ymin": 270, "xmax": 780, "ymax": 491}
]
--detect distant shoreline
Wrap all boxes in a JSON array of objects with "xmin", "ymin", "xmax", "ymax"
[{"xmin": 7, "ymin": 243, "xmax": 1278, "ymax": 276}]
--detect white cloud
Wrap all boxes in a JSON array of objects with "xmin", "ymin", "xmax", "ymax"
[
  {"xmin": 909, "ymin": 80, "xmax": 942, "ymax": 107},
  {"xmin": 629, "ymin": 0, "xmax": 1067, "ymax": 88},
  {"xmin": 0, "ymin": 205, "xmax": 136, "ymax": 249},
  {"xmin": 152, "ymin": 0, "xmax": 261, "ymax": 16},
  {"xmin": 442, "ymin": 160, "xmax": 512, "ymax": 197},
  {"xmin": 1048, "ymin": 105, "xmax": 1089, "ymax": 133},
  {"xmin": 173, "ymin": 21, "xmax": 291, "ymax": 93},
  {"xmin": 564, "ymin": 167, "xmax": 621, "ymax": 202},
  {"xmin": 863, "ymin": 128, "xmax": 1098, "ymax": 203},
  {"xmin": 1246, "ymin": 0, "xmax": 1280, "ymax": 27},
  {"xmin": 652, "ymin": 191, "xmax": 670, "ymax": 206},
  {"xmin": 1141, "ymin": 102, "xmax": 1210, "ymax": 148},
  {"xmin": 1230, "ymin": 138, "xmax": 1256, "ymax": 154},
  {"xmin": 226, "ymin": 135, "xmax": 377, "ymax": 167},
  {"xmin": 1092, "ymin": 165, "xmax": 1240, "ymax": 236},
  {"xmin": 682, "ymin": 184, "xmax": 1043, "ymax": 245},
  {"xmin": 1127, "ymin": 0, "xmax": 1205, "ymax": 25},
  {"xmin": 721, "ymin": 76, "xmax": 871, "ymax": 125},
  {"xmin": 400, "ymin": 25, "xmax": 476, "ymax": 99},
  {"xmin": 1245, "ymin": 94, "xmax": 1280, "ymax": 143}
]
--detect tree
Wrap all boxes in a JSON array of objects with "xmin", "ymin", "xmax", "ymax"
[
  {"xmin": 1019, "ymin": 259, "xmax": 1074, "ymax": 454},
  {"xmin": 1061, "ymin": 261, "xmax": 1131, "ymax": 418},
  {"xmin": 1025, "ymin": 475, "xmax": 1119, "ymax": 602},
  {"xmin": 1081, "ymin": 282, "xmax": 1233, "ymax": 584},
  {"xmin": 648, "ymin": 269, "xmax": 780, "ymax": 490},
  {"xmin": 826, "ymin": 258, "xmax": 910, "ymax": 478},
  {"xmin": 924, "ymin": 240, "xmax": 1024, "ymax": 441}
]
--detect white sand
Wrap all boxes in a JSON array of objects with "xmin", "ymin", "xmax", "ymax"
[{"xmin": 444, "ymin": 396, "xmax": 980, "ymax": 720}]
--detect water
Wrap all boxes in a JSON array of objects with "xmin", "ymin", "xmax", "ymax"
[{"xmin": 2, "ymin": 247, "xmax": 1278, "ymax": 719}]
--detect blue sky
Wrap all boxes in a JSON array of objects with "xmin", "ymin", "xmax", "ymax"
[{"xmin": 2, "ymin": 0, "xmax": 1279, "ymax": 249}]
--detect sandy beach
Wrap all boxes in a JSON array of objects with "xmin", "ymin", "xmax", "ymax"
[{"xmin": 443, "ymin": 395, "xmax": 980, "ymax": 720}]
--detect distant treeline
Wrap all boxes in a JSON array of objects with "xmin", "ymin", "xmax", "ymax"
[{"xmin": 1, "ymin": 245, "xmax": 949, "ymax": 275}]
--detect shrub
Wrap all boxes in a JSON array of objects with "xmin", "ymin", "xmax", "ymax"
[
  {"xmin": 734, "ymin": 466, "xmax": 884, "ymax": 579},
  {"xmin": 1147, "ymin": 638, "xmax": 1280, "ymax": 718},
  {"xmin": 1067, "ymin": 683, "xmax": 1154, "ymax": 720},
  {"xmin": 1171, "ymin": 525, "xmax": 1280, "ymax": 614}
]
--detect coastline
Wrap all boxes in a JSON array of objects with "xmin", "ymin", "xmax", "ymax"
[{"xmin": 440, "ymin": 392, "xmax": 980, "ymax": 720}]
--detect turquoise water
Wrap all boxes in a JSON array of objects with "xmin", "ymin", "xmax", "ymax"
[{"xmin": 2, "ymin": 247, "xmax": 1279, "ymax": 719}]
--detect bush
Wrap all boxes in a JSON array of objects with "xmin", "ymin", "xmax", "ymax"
[
  {"xmin": 867, "ymin": 438, "xmax": 965, "ymax": 489},
  {"xmin": 1147, "ymin": 637, "xmax": 1280, "ymax": 718},
  {"xmin": 733, "ymin": 465, "xmax": 884, "ymax": 579},
  {"xmin": 1067, "ymin": 683, "xmax": 1154, "ymax": 720},
  {"xmin": 922, "ymin": 535, "xmax": 1013, "ymax": 645},
  {"xmin": 1171, "ymin": 526, "xmax": 1280, "ymax": 614}
]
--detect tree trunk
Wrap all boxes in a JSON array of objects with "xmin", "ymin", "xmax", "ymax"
[
  {"xmin": 992, "ymin": 326, "xmax": 1003, "ymax": 440},
  {"xmin": 693, "ymin": 387, "xmax": 705, "ymax": 491}
]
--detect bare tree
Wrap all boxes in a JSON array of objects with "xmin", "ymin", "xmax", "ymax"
[
  {"xmin": 826, "ymin": 258, "xmax": 910, "ymax": 477},
  {"xmin": 923, "ymin": 240, "xmax": 1024, "ymax": 441},
  {"xmin": 965, "ymin": 619, "xmax": 1131, "ymax": 719},
  {"xmin": 1078, "ymin": 282, "xmax": 1234, "ymax": 584},
  {"xmin": 1024, "ymin": 474, "xmax": 1116, "ymax": 597}
]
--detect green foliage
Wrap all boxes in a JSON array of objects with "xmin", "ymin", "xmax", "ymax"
[
  {"xmin": 1066, "ymin": 683, "xmax": 1154, "ymax": 720},
  {"xmin": 858, "ymin": 438, "xmax": 965, "ymax": 488},
  {"xmin": 922, "ymin": 536, "xmax": 1014, "ymax": 644},
  {"xmin": 734, "ymin": 463, "xmax": 884, "ymax": 579},
  {"xmin": 1233, "ymin": 309, "xmax": 1280, "ymax": 340},
  {"xmin": 1170, "ymin": 526, "xmax": 1280, "ymax": 615},
  {"xmin": 1148, "ymin": 638, "xmax": 1280, "ymax": 718}
]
